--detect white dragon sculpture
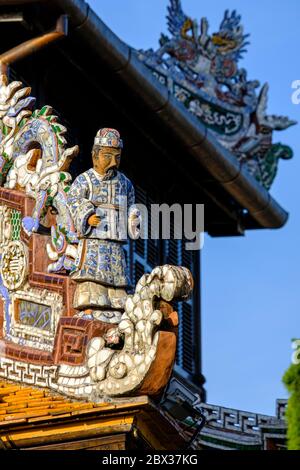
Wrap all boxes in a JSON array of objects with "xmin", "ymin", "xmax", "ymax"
[{"xmin": 0, "ymin": 73, "xmax": 79, "ymax": 272}]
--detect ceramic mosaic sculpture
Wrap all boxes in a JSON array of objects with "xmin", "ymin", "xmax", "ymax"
[
  {"xmin": 0, "ymin": 74, "xmax": 193, "ymax": 400},
  {"xmin": 138, "ymin": 0, "xmax": 296, "ymax": 189},
  {"xmin": 67, "ymin": 128, "xmax": 140, "ymax": 324}
]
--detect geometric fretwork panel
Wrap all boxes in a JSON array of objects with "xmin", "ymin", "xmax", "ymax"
[{"xmin": 200, "ymin": 403, "xmax": 272, "ymax": 435}]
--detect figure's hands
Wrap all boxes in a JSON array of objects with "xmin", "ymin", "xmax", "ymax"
[
  {"xmin": 129, "ymin": 214, "xmax": 140, "ymax": 226},
  {"xmin": 88, "ymin": 214, "xmax": 101, "ymax": 227},
  {"xmin": 128, "ymin": 210, "xmax": 141, "ymax": 240}
]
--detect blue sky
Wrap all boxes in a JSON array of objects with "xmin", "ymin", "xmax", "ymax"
[{"xmin": 88, "ymin": 0, "xmax": 300, "ymax": 415}]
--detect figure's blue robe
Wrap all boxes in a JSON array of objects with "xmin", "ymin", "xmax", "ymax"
[{"xmin": 67, "ymin": 168, "xmax": 135, "ymax": 287}]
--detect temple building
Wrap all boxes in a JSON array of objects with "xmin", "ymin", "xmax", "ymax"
[{"xmin": 0, "ymin": 0, "xmax": 294, "ymax": 450}]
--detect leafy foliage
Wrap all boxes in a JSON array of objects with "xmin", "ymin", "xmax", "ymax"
[{"xmin": 283, "ymin": 362, "xmax": 300, "ymax": 450}]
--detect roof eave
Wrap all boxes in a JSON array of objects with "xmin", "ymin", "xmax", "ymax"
[{"xmin": 46, "ymin": 0, "xmax": 289, "ymax": 229}]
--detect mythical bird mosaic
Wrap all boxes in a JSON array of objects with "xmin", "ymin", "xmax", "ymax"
[
  {"xmin": 138, "ymin": 0, "xmax": 296, "ymax": 189},
  {"xmin": 0, "ymin": 73, "xmax": 193, "ymax": 400}
]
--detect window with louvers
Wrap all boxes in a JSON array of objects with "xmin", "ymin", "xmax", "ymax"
[
  {"xmin": 124, "ymin": 185, "xmax": 199, "ymax": 381},
  {"xmin": 124, "ymin": 185, "xmax": 160, "ymax": 288},
  {"xmin": 133, "ymin": 260, "xmax": 145, "ymax": 288},
  {"xmin": 182, "ymin": 303, "xmax": 194, "ymax": 373},
  {"xmin": 163, "ymin": 236, "xmax": 195, "ymax": 376}
]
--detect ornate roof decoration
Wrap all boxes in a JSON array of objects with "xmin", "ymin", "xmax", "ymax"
[
  {"xmin": 138, "ymin": 0, "xmax": 296, "ymax": 190},
  {"xmin": 0, "ymin": 73, "xmax": 193, "ymax": 402}
]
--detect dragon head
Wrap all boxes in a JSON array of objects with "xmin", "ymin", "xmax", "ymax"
[{"xmin": 212, "ymin": 10, "xmax": 249, "ymax": 57}]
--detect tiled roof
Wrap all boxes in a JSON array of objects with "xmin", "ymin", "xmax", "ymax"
[
  {"xmin": 0, "ymin": 380, "xmax": 185, "ymax": 450},
  {"xmin": 0, "ymin": 380, "xmax": 146, "ymax": 427}
]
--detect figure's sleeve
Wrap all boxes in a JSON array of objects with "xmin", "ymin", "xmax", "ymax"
[
  {"xmin": 127, "ymin": 180, "xmax": 135, "ymax": 215},
  {"xmin": 67, "ymin": 174, "xmax": 95, "ymax": 237}
]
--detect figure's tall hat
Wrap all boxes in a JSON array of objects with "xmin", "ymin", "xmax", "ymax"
[{"xmin": 94, "ymin": 128, "xmax": 123, "ymax": 149}]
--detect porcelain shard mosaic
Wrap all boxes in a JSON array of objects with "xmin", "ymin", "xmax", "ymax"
[
  {"xmin": 138, "ymin": 0, "xmax": 296, "ymax": 189},
  {"xmin": 0, "ymin": 72, "xmax": 193, "ymax": 400}
]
